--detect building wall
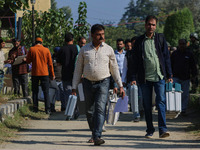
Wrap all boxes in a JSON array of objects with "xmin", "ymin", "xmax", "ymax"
[{"xmin": 17, "ymin": 0, "xmax": 51, "ymax": 20}]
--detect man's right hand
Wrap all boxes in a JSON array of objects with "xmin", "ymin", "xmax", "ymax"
[
  {"xmin": 131, "ymin": 81, "xmax": 137, "ymax": 85},
  {"xmin": 113, "ymin": 87, "xmax": 118, "ymax": 94},
  {"xmin": 72, "ymin": 89, "xmax": 77, "ymax": 96}
]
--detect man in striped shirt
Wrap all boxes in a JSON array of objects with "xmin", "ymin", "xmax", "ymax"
[{"xmin": 72, "ymin": 24, "xmax": 125, "ymax": 146}]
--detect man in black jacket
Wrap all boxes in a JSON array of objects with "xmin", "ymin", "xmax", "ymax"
[
  {"xmin": 171, "ymin": 39, "xmax": 197, "ymax": 115},
  {"xmin": 57, "ymin": 33, "xmax": 78, "ymax": 111},
  {"xmin": 130, "ymin": 15, "xmax": 173, "ymax": 138}
]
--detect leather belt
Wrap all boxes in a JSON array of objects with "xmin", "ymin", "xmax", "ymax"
[{"xmin": 84, "ymin": 77, "xmax": 109, "ymax": 85}]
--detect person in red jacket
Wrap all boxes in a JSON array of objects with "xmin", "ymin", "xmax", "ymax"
[
  {"xmin": 26, "ymin": 37, "xmax": 55, "ymax": 114},
  {"xmin": 6, "ymin": 38, "xmax": 28, "ymax": 97}
]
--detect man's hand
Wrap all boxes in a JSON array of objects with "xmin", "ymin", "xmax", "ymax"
[
  {"xmin": 168, "ymin": 78, "xmax": 173, "ymax": 83},
  {"xmin": 119, "ymin": 87, "xmax": 125, "ymax": 99},
  {"xmin": 50, "ymin": 76, "xmax": 55, "ymax": 80},
  {"xmin": 4, "ymin": 60, "xmax": 11, "ymax": 64},
  {"xmin": 113, "ymin": 87, "xmax": 118, "ymax": 94},
  {"xmin": 131, "ymin": 81, "xmax": 137, "ymax": 85},
  {"xmin": 122, "ymin": 82, "xmax": 126, "ymax": 87},
  {"xmin": 72, "ymin": 89, "xmax": 76, "ymax": 96}
]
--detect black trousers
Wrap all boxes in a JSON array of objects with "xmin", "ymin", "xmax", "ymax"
[
  {"xmin": 12, "ymin": 74, "xmax": 28, "ymax": 97},
  {"xmin": 32, "ymin": 76, "xmax": 50, "ymax": 112}
]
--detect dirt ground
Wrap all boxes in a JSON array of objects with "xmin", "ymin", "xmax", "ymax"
[{"xmin": 0, "ymin": 104, "xmax": 200, "ymax": 150}]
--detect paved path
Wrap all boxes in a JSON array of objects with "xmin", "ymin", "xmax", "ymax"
[{"xmin": 0, "ymin": 108, "xmax": 200, "ymax": 150}]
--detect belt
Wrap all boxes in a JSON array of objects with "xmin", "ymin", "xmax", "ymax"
[{"xmin": 84, "ymin": 77, "xmax": 109, "ymax": 85}]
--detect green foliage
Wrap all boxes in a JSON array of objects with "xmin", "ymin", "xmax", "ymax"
[
  {"xmin": 21, "ymin": 9, "xmax": 69, "ymax": 51},
  {"xmin": 51, "ymin": 0, "xmax": 57, "ymax": 10},
  {"xmin": 105, "ymin": 25, "xmax": 135, "ymax": 49},
  {"xmin": 0, "ymin": 123, "xmax": 15, "ymax": 143},
  {"xmin": 73, "ymin": 1, "xmax": 90, "ymax": 43},
  {"xmin": 164, "ymin": 8, "xmax": 194, "ymax": 46},
  {"xmin": 60, "ymin": 6, "xmax": 72, "ymax": 21},
  {"xmin": 189, "ymin": 94, "xmax": 200, "ymax": 110},
  {"xmin": 0, "ymin": 0, "xmax": 29, "ymax": 13},
  {"xmin": 21, "ymin": 1, "xmax": 89, "ymax": 51},
  {"xmin": 19, "ymin": 104, "xmax": 47, "ymax": 120},
  {"xmin": 120, "ymin": 0, "xmax": 158, "ymax": 35}
]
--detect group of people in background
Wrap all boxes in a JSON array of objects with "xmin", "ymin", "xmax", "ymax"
[{"xmin": 0, "ymin": 14, "xmax": 199, "ymax": 146}]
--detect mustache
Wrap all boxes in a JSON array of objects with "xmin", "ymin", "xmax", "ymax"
[{"xmin": 99, "ymin": 37, "xmax": 104, "ymax": 40}]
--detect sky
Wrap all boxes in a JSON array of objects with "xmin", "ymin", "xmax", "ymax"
[{"xmin": 56, "ymin": 0, "xmax": 130, "ymax": 26}]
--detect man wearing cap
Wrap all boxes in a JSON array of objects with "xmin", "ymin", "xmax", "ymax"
[
  {"xmin": 6, "ymin": 38, "xmax": 28, "ymax": 97},
  {"xmin": 26, "ymin": 37, "xmax": 55, "ymax": 114},
  {"xmin": 0, "ymin": 38, "xmax": 5, "ymax": 92},
  {"xmin": 188, "ymin": 33, "xmax": 200, "ymax": 93}
]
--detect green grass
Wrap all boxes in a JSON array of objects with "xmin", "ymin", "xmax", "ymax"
[
  {"xmin": 0, "ymin": 104, "xmax": 48, "ymax": 143},
  {"xmin": 189, "ymin": 94, "xmax": 200, "ymax": 109}
]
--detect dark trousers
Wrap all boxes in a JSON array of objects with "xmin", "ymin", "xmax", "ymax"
[
  {"xmin": 12, "ymin": 74, "xmax": 28, "ymax": 97},
  {"xmin": 32, "ymin": 76, "xmax": 50, "ymax": 112}
]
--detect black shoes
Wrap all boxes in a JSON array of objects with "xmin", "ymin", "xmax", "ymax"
[
  {"xmin": 33, "ymin": 108, "xmax": 38, "ymax": 113},
  {"xmin": 94, "ymin": 138, "xmax": 105, "ymax": 146},
  {"xmin": 61, "ymin": 107, "xmax": 66, "ymax": 112},
  {"xmin": 45, "ymin": 110, "xmax": 51, "ymax": 115}
]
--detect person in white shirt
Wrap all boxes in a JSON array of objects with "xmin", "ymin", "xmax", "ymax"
[{"xmin": 72, "ymin": 24, "xmax": 125, "ymax": 146}]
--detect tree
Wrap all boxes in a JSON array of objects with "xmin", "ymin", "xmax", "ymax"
[
  {"xmin": 120, "ymin": 0, "xmax": 158, "ymax": 35},
  {"xmin": 104, "ymin": 25, "xmax": 135, "ymax": 49},
  {"xmin": 60, "ymin": 6, "xmax": 72, "ymax": 21},
  {"xmin": 73, "ymin": 1, "xmax": 90, "ymax": 43},
  {"xmin": 0, "ymin": 0, "xmax": 29, "ymax": 13},
  {"xmin": 20, "ymin": 1, "xmax": 89, "ymax": 51},
  {"xmin": 164, "ymin": 8, "xmax": 194, "ymax": 46},
  {"xmin": 51, "ymin": 0, "xmax": 72, "ymax": 21},
  {"xmin": 154, "ymin": 0, "xmax": 200, "ymax": 31},
  {"xmin": 21, "ymin": 9, "xmax": 69, "ymax": 51},
  {"xmin": 51, "ymin": 0, "xmax": 57, "ymax": 10}
]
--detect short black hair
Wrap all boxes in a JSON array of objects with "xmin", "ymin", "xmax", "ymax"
[
  {"xmin": 116, "ymin": 38, "xmax": 124, "ymax": 43},
  {"xmin": 65, "ymin": 32, "xmax": 74, "ymax": 42},
  {"xmin": 131, "ymin": 36, "xmax": 138, "ymax": 42},
  {"xmin": 145, "ymin": 15, "xmax": 158, "ymax": 24},
  {"xmin": 78, "ymin": 36, "xmax": 86, "ymax": 42},
  {"xmin": 91, "ymin": 24, "xmax": 105, "ymax": 34},
  {"xmin": 179, "ymin": 39, "xmax": 187, "ymax": 44},
  {"xmin": 0, "ymin": 38, "xmax": 3, "ymax": 44},
  {"xmin": 12, "ymin": 38, "xmax": 20, "ymax": 43},
  {"xmin": 125, "ymin": 39, "xmax": 131, "ymax": 45},
  {"xmin": 35, "ymin": 41, "xmax": 42, "ymax": 44}
]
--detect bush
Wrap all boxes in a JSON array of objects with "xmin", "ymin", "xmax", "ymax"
[{"xmin": 164, "ymin": 7, "xmax": 194, "ymax": 46}]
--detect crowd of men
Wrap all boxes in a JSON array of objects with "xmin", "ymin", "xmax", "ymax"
[{"xmin": 0, "ymin": 15, "xmax": 199, "ymax": 146}]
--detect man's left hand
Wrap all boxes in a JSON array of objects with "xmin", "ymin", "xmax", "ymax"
[{"xmin": 119, "ymin": 87, "xmax": 125, "ymax": 99}]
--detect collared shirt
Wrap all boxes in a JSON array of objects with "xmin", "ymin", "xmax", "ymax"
[
  {"xmin": 8, "ymin": 45, "xmax": 28, "ymax": 75},
  {"xmin": 72, "ymin": 42, "xmax": 123, "ymax": 89},
  {"xmin": 114, "ymin": 49, "xmax": 126, "ymax": 76},
  {"xmin": 0, "ymin": 50, "xmax": 5, "ymax": 70},
  {"xmin": 144, "ymin": 34, "xmax": 163, "ymax": 82}
]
